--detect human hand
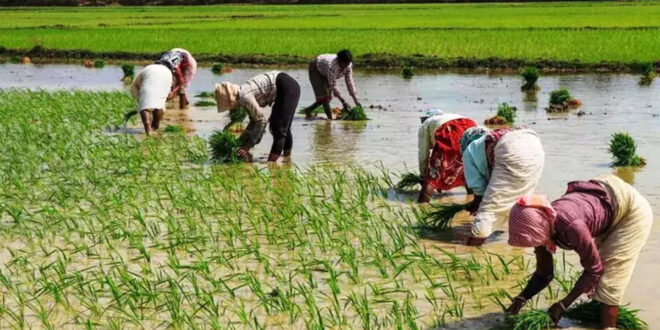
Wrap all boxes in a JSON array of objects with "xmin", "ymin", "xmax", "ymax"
[
  {"xmin": 179, "ymin": 94, "xmax": 189, "ymax": 109},
  {"xmin": 466, "ymin": 236, "xmax": 486, "ymax": 246},
  {"xmin": 505, "ymin": 297, "xmax": 526, "ymax": 315},
  {"xmin": 548, "ymin": 302, "xmax": 566, "ymax": 325},
  {"xmin": 356, "ymin": 101, "xmax": 362, "ymax": 108},
  {"xmin": 342, "ymin": 101, "xmax": 351, "ymax": 111},
  {"xmin": 237, "ymin": 147, "xmax": 253, "ymax": 162}
]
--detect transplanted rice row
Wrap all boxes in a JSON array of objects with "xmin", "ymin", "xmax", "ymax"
[{"xmin": 0, "ymin": 90, "xmax": 584, "ymax": 328}]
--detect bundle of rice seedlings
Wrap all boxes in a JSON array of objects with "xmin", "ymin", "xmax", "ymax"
[
  {"xmin": 164, "ymin": 125, "xmax": 184, "ymax": 133},
  {"xmin": 195, "ymin": 100, "xmax": 217, "ymax": 107},
  {"xmin": 94, "ymin": 59, "xmax": 105, "ymax": 68},
  {"xmin": 547, "ymin": 88, "xmax": 581, "ymax": 113},
  {"xmin": 223, "ymin": 107, "xmax": 248, "ymax": 131},
  {"xmin": 211, "ymin": 63, "xmax": 225, "ymax": 74},
  {"xmin": 639, "ymin": 62, "xmax": 656, "ymax": 86},
  {"xmin": 338, "ymin": 105, "xmax": 369, "ymax": 121},
  {"xmin": 564, "ymin": 301, "xmax": 647, "ymax": 329},
  {"xmin": 195, "ymin": 91, "xmax": 215, "ymax": 98},
  {"xmin": 298, "ymin": 106, "xmax": 323, "ymax": 115},
  {"xmin": 10, "ymin": 56, "xmax": 21, "ymax": 64},
  {"xmin": 402, "ymin": 65, "xmax": 414, "ymax": 79},
  {"xmin": 209, "ymin": 130, "xmax": 243, "ymax": 163},
  {"xmin": 485, "ymin": 103, "xmax": 517, "ymax": 125},
  {"xmin": 121, "ymin": 63, "xmax": 135, "ymax": 79},
  {"xmin": 422, "ymin": 203, "xmax": 468, "ymax": 230},
  {"xmin": 521, "ymin": 67, "xmax": 540, "ymax": 91},
  {"xmin": 395, "ymin": 172, "xmax": 422, "ymax": 191},
  {"xmin": 609, "ymin": 133, "xmax": 646, "ymax": 167},
  {"xmin": 507, "ymin": 309, "xmax": 553, "ymax": 330}
]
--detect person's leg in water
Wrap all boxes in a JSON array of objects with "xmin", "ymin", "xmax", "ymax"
[
  {"xmin": 140, "ymin": 109, "xmax": 152, "ymax": 135},
  {"xmin": 282, "ymin": 126, "xmax": 293, "ymax": 160},
  {"xmin": 269, "ymin": 73, "xmax": 300, "ymax": 162},
  {"xmin": 601, "ymin": 303, "xmax": 619, "ymax": 328},
  {"xmin": 322, "ymin": 102, "xmax": 333, "ymax": 120},
  {"xmin": 418, "ymin": 182, "xmax": 436, "ymax": 203},
  {"xmin": 151, "ymin": 108, "xmax": 164, "ymax": 131},
  {"xmin": 302, "ymin": 101, "xmax": 321, "ymax": 118}
]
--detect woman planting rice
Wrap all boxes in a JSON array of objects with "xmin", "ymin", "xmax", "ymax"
[
  {"xmin": 155, "ymin": 48, "xmax": 197, "ymax": 109},
  {"xmin": 131, "ymin": 64, "xmax": 173, "ymax": 135},
  {"xmin": 417, "ymin": 109, "xmax": 477, "ymax": 203},
  {"xmin": 301, "ymin": 50, "xmax": 362, "ymax": 120},
  {"xmin": 461, "ymin": 127, "xmax": 545, "ymax": 246},
  {"xmin": 215, "ymin": 71, "xmax": 300, "ymax": 163},
  {"xmin": 505, "ymin": 174, "xmax": 653, "ymax": 328}
]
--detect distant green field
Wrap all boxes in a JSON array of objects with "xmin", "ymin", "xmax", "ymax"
[{"xmin": 1, "ymin": 2, "xmax": 660, "ymax": 65}]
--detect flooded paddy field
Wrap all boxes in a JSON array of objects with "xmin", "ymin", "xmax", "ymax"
[{"xmin": 0, "ymin": 63, "xmax": 658, "ymax": 329}]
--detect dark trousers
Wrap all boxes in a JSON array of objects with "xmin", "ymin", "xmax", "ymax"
[{"xmin": 270, "ymin": 73, "xmax": 300, "ymax": 155}]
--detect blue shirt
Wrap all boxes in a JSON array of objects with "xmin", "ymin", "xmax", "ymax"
[{"xmin": 462, "ymin": 135, "xmax": 489, "ymax": 196}]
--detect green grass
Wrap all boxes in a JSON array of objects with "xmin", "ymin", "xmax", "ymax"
[
  {"xmin": 3, "ymin": 2, "xmax": 660, "ymax": 64},
  {"xmin": 395, "ymin": 172, "xmax": 421, "ymax": 191},
  {"xmin": 507, "ymin": 309, "xmax": 553, "ymax": 330},
  {"xmin": 564, "ymin": 301, "xmax": 647, "ymax": 329},
  {"xmin": 0, "ymin": 89, "xmax": 600, "ymax": 328}
]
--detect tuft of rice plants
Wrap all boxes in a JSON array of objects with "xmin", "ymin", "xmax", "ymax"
[
  {"xmin": 507, "ymin": 309, "xmax": 553, "ymax": 330},
  {"xmin": 164, "ymin": 125, "xmax": 185, "ymax": 133},
  {"xmin": 209, "ymin": 130, "xmax": 243, "ymax": 163},
  {"xmin": 195, "ymin": 91, "xmax": 215, "ymax": 98},
  {"xmin": 564, "ymin": 301, "xmax": 647, "ymax": 329},
  {"xmin": 609, "ymin": 132, "xmax": 646, "ymax": 167},
  {"xmin": 223, "ymin": 106, "xmax": 248, "ymax": 132},
  {"xmin": 520, "ymin": 67, "xmax": 540, "ymax": 91},
  {"xmin": 421, "ymin": 203, "xmax": 468, "ymax": 230},
  {"xmin": 485, "ymin": 102, "xmax": 516, "ymax": 125},
  {"xmin": 546, "ymin": 88, "xmax": 581, "ymax": 113},
  {"xmin": 395, "ymin": 172, "xmax": 422, "ymax": 191},
  {"xmin": 638, "ymin": 62, "xmax": 656, "ymax": 86},
  {"xmin": 338, "ymin": 105, "xmax": 369, "ymax": 121},
  {"xmin": 94, "ymin": 59, "xmax": 105, "ymax": 68},
  {"xmin": 211, "ymin": 63, "xmax": 224, "ymax": 74},
  {"xmin": 121, "ymin": 63, "xmax": 135, "ymax": 80},
  {"xmin": 195, "ymin": 100, "xmax": 217, "ymax": 107},
  {"xmin": 402, "ymin": 65, "xmax": 415, "ymax": 79}
]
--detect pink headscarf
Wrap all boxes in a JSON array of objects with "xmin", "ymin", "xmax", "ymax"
[{"xmin": 508, "ymin": 195, "xmax": 558, "ymax": 252}]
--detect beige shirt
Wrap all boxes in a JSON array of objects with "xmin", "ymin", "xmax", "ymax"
[{"xmin": 237, "ymin": 71, "xmax": 281, "ymax": 148}]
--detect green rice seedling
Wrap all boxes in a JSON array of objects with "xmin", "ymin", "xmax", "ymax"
[
  {"xmin": 94, "ymin": 59, "xmax": 104, "ymax": 68},
  {"xmin": 639, "ymin": 62, "xmax": 656, "ymax": 85},
  {"xmin": 121, "ymin": 63, "xmax": 135, "ymax": 80},
  {"xmin": 521, "ymin": 67, "xmax": 540, "ymax": 91},
  {"xmin": 485, "ymin": 102, "xmax": 517, "ymax": 125},
  {"xmin": 609, "ymin": 132, "xmax": 646, "ymax": 167},
  {"xmin": 297, "ymin": 106, "xmax": 323, "ymax": 115},
  {"xmin": 195, "ymin": 91, "xmax": 215, "ymax": 98},
  {"xmin": 10, "ymin": 56, "xmax": 21, "ymax": 63},
  {"xmin": 421, "ymin": 203, "xmax": 468, "ymax": 230},
  {"xmin": 507, "ymin": 309, "xmax": 553, "ymax": 330},
  {"xmin": 338, "ymin": 105, "xmax": 368, "ymax": 121},
  {"xmin": 547, "ymin": 88, "xmax": 581, "ymax": 112},
  {"xmin": 211, "ymin": 63, "xmax": 225, "ymax": 74},
  {"xmin": 209, "ymin": 130, "xmax": 242, "ymax": 163},
  {"xmin": 223, "ymin": 107, "xmax": 248, "ymax": 131},
  {"xmin": 164, "ymin": 125, "xmax": 184, "ymax": 133},
  {"xmin": 195, "ymin": 100, "xmax": 216, "ymax": 107},
  {"xmin": 565, "ymin": 300, "xmax": 647, "ymax": 329},
  {"xmin": 402, "ymin": 65, "xmax": 414, "ymax": 79},
  {"xmin": 395, "ymin": 172, "xmax": 422, "ymax": 191}
]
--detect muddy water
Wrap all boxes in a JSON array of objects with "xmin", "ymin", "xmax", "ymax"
[{"xmin": 1, "ymin": 63, "xmax": 659, "ymax": 328}]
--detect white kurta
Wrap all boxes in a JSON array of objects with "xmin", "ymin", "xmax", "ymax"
[{"xmin": 131, "ymin": 64, "xmax": 173, "ymax": 112}]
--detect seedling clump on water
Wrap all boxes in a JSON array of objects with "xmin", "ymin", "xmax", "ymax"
[
  {"xmin": 520, "ymin": 67, "xmax": 540, "ymax": 91},
  {"xmin": 402, "ymin": 65, "xmax": 415, "ymax": 79},
  {"xmin": 164, "ymin": 125, "xmax": 185, "ymax": 133},
  {"xmin": 94, "ymin": 59, "xmax": 105, "ymax": 68},
  {"xmin": 338, "ymin": 105, "xmax": 369, "ymax": 121},
  {"xmin": 546, "ymin": 88, "xmax": 581, "ymax": 112},
  {"xmin": 609, "ymin": 132, "xmax": 646, "ymax": 167},
  {"xmin": 195, "ymin": 91, "xmax": 215, "ymax": 98},
  {"xmin": 195, "ymin": 100, "xmax": 217, "ymax": 107},
  {"xmin": 212, "ymin": 63, "xmax": 233, "ymax": 74},
  {"xmin": 638, "ymin": 62, "xmax": 656, "ymax": 86},
  {"xmin": 485, "ymin": 102, "xmax": 517, "ymax": 126},
  {"xmin": 395, "ymin": 172, "xmax": 422, "ymax": 191},
  {"xmin": 121, "ymin": 63, "xmax": 135, "ymax": 82}
]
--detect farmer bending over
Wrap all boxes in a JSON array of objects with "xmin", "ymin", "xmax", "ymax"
[
  {"xmin": 155, "ymin": 48, "xmax": 197, "ymax": 109},
  {"xmin": 418, "ymin": 109, "xmax": 476, "ymax": 203},
  {"xmin": 506, "ymin": 175, "xmax": 653, "ymax": 328},
  {"xmin": 301, "ymin": 50, "xmax": 361, "ymax": 120},
  {"xmin": 215, "ymin": 71, "xmax": 300, "ymax": 162},
  {"xmin": 131, "ymin": 64, "xmax": 173, "ymax": 135},
  {"xmin": 460, "ymin": 127, "xmax": 545, "ymax": 246}
]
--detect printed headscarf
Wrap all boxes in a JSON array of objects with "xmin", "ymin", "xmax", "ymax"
[
  {"xmin": 214, "ymin": 82, "xmax": 240, "ymax": 112},
  {"xmin": 459, "ymin": 126, "xmax": 489, "ymax": 153},
  {"xmin": 420, "ymin": 108, "xmax": 445, "ymax": 123},
  {"xmin": 508, "ymin": 195, "xmax": 558, "ymax": 252}
]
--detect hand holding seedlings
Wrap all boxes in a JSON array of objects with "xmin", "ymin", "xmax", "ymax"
[{"xmin": 548, "ymin": 301, "xmax": 566, "ymax": 325}]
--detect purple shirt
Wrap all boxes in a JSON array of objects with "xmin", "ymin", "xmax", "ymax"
[{"xmin": 551, "ymin": 181, "xmax": 614, "ymax": 293}]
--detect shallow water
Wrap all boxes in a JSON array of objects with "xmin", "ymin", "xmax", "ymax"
[{"xmin": 1, "ymin": 63, "xmax": 659, "ymax": 328}]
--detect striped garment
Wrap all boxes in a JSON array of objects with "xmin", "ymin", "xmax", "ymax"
[{"xmin": 315, "ymin": 54, "xmax": 358, "ymax": 102}]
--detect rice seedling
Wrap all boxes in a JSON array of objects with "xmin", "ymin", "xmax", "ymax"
[
  {"xmin": 120, "ymin": 63, "xmax": 135, "ymax": 81},
  {"xmin": 609, "ymin": 132, "xmax": 646, "ymax": 167},
  {"xmin": 402, "ymin": 65, "xmax": 414, "ymax": 79},
  {"xmin": 195, "ymin": 91, "xmax": 215, "ymax": 98},
  {"xmin": 211, "ymin": 63, "xmax": 224, "ymax": 74},
  {"xmin": 164, "ymin": 125, "xmax": 184, "ymax": 133},
  {"xmin": 223, "ymin": 106, "xmax": 248, "ymax": 132},
  {"xmin": 194, "ymin": 100, "xmax": 216, "ymax": 107},
  {"xmin": 638, "ymin": 62, "xmax": 656, "ymax": 86},
  {"xmin": 93, "ymin": 59, "xmax": 104, "ymax": 68},
  {"xmin": 546, "ymin": 88, "xmax": 581, "ymax": 113},
  {"xmin": 520, "ymin": 67, "xmax": 540, "ymax": 91},
  {"xmin": 395, "ymin": 172, "xmax": 422, "ymax": 191},
  {"xmin": 484, "ymin": 102, "xmax": 517, "ymax": 125},
  {"xmin": 209, "ymin": 130, "xmax": 243, "ymax": 163},
  {"xmin": 420, "ymin": 203, "xmax": 468, "ymax": 230},
  {"xmin": 338, "ymin": 105, "xmax": 369, "ymax": 121},
  {"xmin": 507, "ymin": 309, "xmax": 553, "ymax": 330},
  {"xmin": 565, "ymin": 301, "xmax": 647, "ymax": 329},
  {"xmin": 10, "ymin": 56, "xmax": 21, "ymax": 63}
]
